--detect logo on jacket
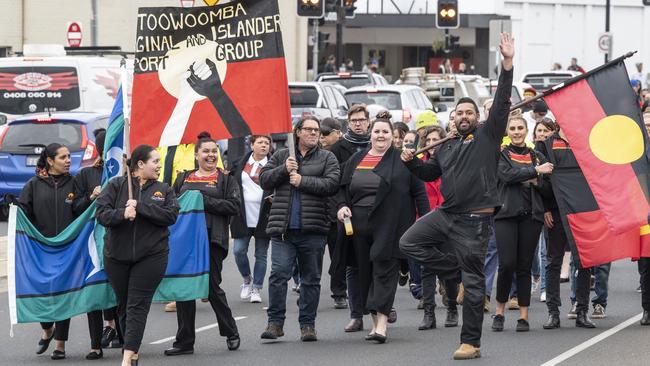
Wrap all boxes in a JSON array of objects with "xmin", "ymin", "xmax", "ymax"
[
  {"xmin": 151, "ymin": 191, "xmax": 165, "ymax": 201},
  {"xmin": 463, "ymin": 134, "xmax": 475, "ymax": 144},
  {"xmin": 65, "ymin": 192, "xmax": 75, "ymax": 204}
]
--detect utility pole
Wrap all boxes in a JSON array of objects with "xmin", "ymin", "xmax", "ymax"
[
  {"xmin": 312, "ymin": 21, "xmax": 319, "ymax": 76},
  {"xmin": 91, "ymin": 0, "xmax": 98, "ymax": 46},
  {"xmin": 336, "ymin": 2, "xmax": 344, "ymax": 71},
  {"xmin": 605, "ymin": 0, "xmax": 610, "ymax": 63}
]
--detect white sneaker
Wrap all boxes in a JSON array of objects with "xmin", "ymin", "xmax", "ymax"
[
  {"xmin": 250, "ymin": 288, "xmax": 262, "ymax": 303},
  {"xmin": 540, "ymin": 291, "xmax": 546, "ymax": 302},
  {"xmin": 240, "ymin": 282, "xmax": 252, "ymax": 300}
]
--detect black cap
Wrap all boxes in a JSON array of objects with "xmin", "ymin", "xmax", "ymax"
[
  {"xmin": 533, "ymin": 100, "xmax": 549, "ymax": 113},
  {"xmin": 320, "ymin": 117, "xmax": 341, "ymax": 135}
]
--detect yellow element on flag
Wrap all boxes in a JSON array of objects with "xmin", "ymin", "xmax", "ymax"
[
  {"xmin": 589, "ymin": 115, "xmax": 644, "ymax": 165},
  {"xmin": 640, "ymin": 225, "xmax": 650, "ymax": 236},
  {"xmin": 157, "ymin": 144, "xmax": 224, "ymax": 184},
  {"xmin": 203, "ymin": 0, "xmax": 220, "ymax": 5}
]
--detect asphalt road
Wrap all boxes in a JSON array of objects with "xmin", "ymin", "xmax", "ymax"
[{"xmin": 0, "ymin": 252, "xmax": 647, "ymax": 366}]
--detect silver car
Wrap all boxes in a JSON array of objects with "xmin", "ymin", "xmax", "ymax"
[{"xmin": 289, "ymin": 82, "xmax": 349, "ymax": 129}]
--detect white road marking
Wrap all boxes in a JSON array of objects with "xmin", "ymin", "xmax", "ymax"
[
  {"xmin": 149, "ymin": 316, "xmax": 247, "ymax": 345},
  {"xmin": 540, "ymin": 313, "xmax": 643, "ymax": 366}
]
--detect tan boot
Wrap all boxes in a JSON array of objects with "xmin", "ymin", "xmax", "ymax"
[
  {"xmin": 453, "ymin": 343, "xmax": 481, "ymax": 360},
  {"xmin": 456, "ymin": 284, "xmax": 465, "ymax": 306},
  {"xmin": 164, "ymin": 302, "xmax": 177, "ymax": 312},
  {"xmin": 483, "ymin": 296, "xmax": 491, "ymax": 313},
  {"xmin": 508, "ymin": 297, "xmax": 520, "ymax": 310}
]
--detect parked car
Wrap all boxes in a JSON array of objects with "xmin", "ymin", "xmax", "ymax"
[
  {"xmin": 521, "ymin": 71, "xmax": 581, "ymax": 92},
  {"xmin": 0, "ymin": 111, "xmax": 109, "ymax": 218},
  {"xmin": 489, "ymin": 81, "xmax": 538, "ymax": 110},
  {"xmin": 316, "ymin": 72, "xmax": 388, "ymax": 89},
  {"xmin": 344, "ymin": 85, "xmax": 435, "ymax": 129},
  {"xmin": 289, "ymin": 81, "xmax": 349, "ymax": 128}
]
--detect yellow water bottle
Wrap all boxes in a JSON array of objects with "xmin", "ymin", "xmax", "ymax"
[{"xmin": 344, "ymin": 217, "xmax": 354, "ymax": 236}]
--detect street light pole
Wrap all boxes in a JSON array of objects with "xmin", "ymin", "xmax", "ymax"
[
  {"xmin": 312, "ymin": 21, "xmax": 319, "ymax": 77},
  {"xmin": 90, "ymin": 0, "xmax": 98, "ymax": 46},
  {"xmin": 336, "ymin": 2, "xmax": 344, "ymax": 71}
]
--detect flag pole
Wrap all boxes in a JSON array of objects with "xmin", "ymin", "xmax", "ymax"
[
  {"xmin": 414, "ymin": 51, "xmax": 638, "ymax": 155},
  {"xmin": 120, "ymin": 58, "xmax": 133, "ymax": 200}
]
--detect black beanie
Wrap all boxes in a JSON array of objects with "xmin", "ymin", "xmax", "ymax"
[{"xmin": 93, "ymin": 128, "xmax": 106, "ymax": 158}]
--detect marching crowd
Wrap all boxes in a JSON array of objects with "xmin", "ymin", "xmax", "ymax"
[{"xmin": 14, "ymin": 33, "xmax": 650, "ymax": 365}]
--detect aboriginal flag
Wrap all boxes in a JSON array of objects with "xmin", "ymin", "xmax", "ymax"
[
  {"xmin": 130, "ymin": 0, "xmax": 291, "ymax": 148},
  {"xmin": 544, "ymin": 59, "xmax": 650, "ymax": 266}
]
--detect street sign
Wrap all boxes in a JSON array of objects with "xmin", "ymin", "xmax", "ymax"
[
  {"xmin": 66, "ymin": 22, "xmax": 82, "ymax": 48},
  {"xmin": 598, "ymin": 32, "xmax": 612, "ymax": 54}
]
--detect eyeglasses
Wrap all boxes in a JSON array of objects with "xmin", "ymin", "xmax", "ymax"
[
  {"xmin": 349, "ymin": 118, "xmax": 368, "ymax": 125},
  {"xmin": 321, "ymin": 129, "xmax": 339, "ymax": 137},
  {"xmin": 301, "ymin": 127, "xmax": 321, "ymax": 134}
]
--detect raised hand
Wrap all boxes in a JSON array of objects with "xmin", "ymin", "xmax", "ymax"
[
  {"xmin": 187, "ymin": 58, "xmax": 223, "ymax": 97},
  {"xmin": 499, "ymin": 32, "xmax": 515, "ymax": 59}
]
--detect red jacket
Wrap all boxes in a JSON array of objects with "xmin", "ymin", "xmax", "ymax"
[{"xmin": 423, "ymin": 155, "xmax": 444, "ymax": 210}]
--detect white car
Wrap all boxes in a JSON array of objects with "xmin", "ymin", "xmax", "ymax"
[
  {"xmin": 521, "ymin": 71, "xmax": 581, "ymax": 92},
  {"xmin": 316, "ymin": 72, "xmax": 388, "ymax": 89},
  {"xmin": 289, "ymin": 81, "xmax": 349, "ymax": 128},
  {"xmin": 344, "ymin": 85, "xmax": 435, "ymax": 130}
]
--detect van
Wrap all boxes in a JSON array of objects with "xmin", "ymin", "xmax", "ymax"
[{"xmin": 0, "ymin": 44, "xmax": 133, "ymax": 120}]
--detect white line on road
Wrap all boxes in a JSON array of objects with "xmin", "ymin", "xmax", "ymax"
[
  {"xmin": 540, "ymin": 312, "xmax": 643, "ymax": 366},
  {"xmin": 149, "ymin": 316, "xmax": 247, "ymax": 345}
]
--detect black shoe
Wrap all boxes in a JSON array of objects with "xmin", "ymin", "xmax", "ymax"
[
  {"xmin": 576, "ymin": 309, "xmax": 596, "ymax": 328},
  {"xmin": 543, "ymin": 314, "xmax": 561, "ymax": 329},
  {"xmin": 398, "ymin": 272, "xmax": 409, "ymax": 287},
  {"xmin": 131, "ymin": 359, "xmax": 139, "ymax": 366},
  {"xmin": 164, "ymin": 347, "xmax": 194, "ymax": 356},
  {"xmin": 36, "ymin": 331, "xmax": 54, "ymax": 355},
  {"xmin": 418, "ymin": 304, "xmax": 436, "ymax": 330},
  {"xmin": 344, "ymin": 318, "xmax": 363, "ymax": 332},
  {"xmin": 300, "ymin": 325, "xmax": 317, "ymax": 342},
  {"xmin": 641, "ymin": 310, "xmax": 650, "ymax": 326},
  {"xmin": 261, "ymin": 324, "xmax": 284, "ymax": 339},
  {"xmin": 516, "ymin": 319, "xmax": 530, "ymax": 332},
  {"xmin": 492, "ymin": 314, "xmax": 505, "ymax": 332},
  {"xmin": 388, "ymin": 308, "xmax": 397, "ymax": 324},
  {"xmin": 364, "ymin": 332, "xmax": 375, "ymax": 341},
  {"xmin": 445, "ymin": 309, "xmax": 459, "ymax": 328},
  {"xmin": 50, "ymin": 350, "xmax": 66, "ymax": 360},
  {"xmin": 227, "ymin": 335, "xmax": 240, "ymax": 351},
  {"xmin": 333, "ymin": 296, "xmax": 348, "ymax": 309},
  {"xmin": 110, "ymin": 338, "xmax": 124, "ymax": 349},
  {"xmin": 368, "ymin": 332, "xmax": 387, "ymax": 344},
  {"xmin": 100, "ymin": 326, "xmax": 117, "ymax": 348},
  {"xmin": 85, "ymin": 350, "xmax": 103, "ymax": 360}
]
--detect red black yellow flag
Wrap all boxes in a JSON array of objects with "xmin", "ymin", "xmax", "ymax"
[
  {"xmin": 130, "ymin": 0, "xmax": 291, "ymax": 148},
  {"xmin": 544, "ymin": 58, "xmax": 650, "ymax": 266}
]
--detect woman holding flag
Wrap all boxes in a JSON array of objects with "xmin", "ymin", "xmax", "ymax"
[
  {"xmin": 72, "ymin": 129, "xmax": 124, "ymax": 359},
  {"xmin": 97, "ymin": 144, "xmax": 179, "ymax": 366},
  {"xmin": 164, "ymin": 132, "xmax": 241, "ymax": 356},
  {"xmin": 18, "ymin": 143, "xmax": 74, "ymax": 360}
]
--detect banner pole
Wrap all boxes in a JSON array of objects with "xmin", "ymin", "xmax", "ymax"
[{"xmin": 120, "ymin": 58, "xmax": 133, "ymax": 200}]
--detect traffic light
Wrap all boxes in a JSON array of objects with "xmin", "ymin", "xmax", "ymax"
[
  {"xmin": 436, "ymin": 0, "xmax": 459, "ymax": 29},
  {"xmin": 325, "ymin": 0, "xmax": 337, "ymax": 13},
  {"xmin": 318, "ymin": 32, "xmax": 330, "ymax": 49},
  {"xmin": 297, "ymin": 0, "xmax": 324, "ymax": 18},
  {"xmin": 343, "ymin": 0, "xmax": 358, "ymax": 18},
  {"xmin": 644, "ymin": 0, "xmax": 650, "ymax": 5},
  {"xmin": 449, "ymin": 35, "xmax": 460, "ymax": 49}
]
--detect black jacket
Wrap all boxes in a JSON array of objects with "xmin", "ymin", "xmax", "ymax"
[
  {"xmin": 18, "ymin": 174, "xmax": 76, "ymax": 237},
  {"xmin": 337, "ymin": 147, "xmax": 430, "ymax": 261},
  {"xmin": 173, "ymin": 170, "xmax": 240, "ymax": 253},
  {"xmin": 404, "ymin": 67, "xmax": 513, "ymax": 213},
  {"xmin": 260, "ymin": 146, "xmax": 340, "ymax": 237},
  {"xmin": 495, "ymin": 145, "xmax": 551, "ymax": 222},
  {"xmin": 229, "ymin": 152, "xmax": 272, "ymax": 239},
  {"xmin": 72, "ymin": 165, "xmax": 103, "ymax": 216},
  {"xmin": 96, "ymin": 176, "xmax": 179, "ymax": 262},
  {"xmin": 330, "ymin": 137, "xmax": 370, "ymax": 165}
]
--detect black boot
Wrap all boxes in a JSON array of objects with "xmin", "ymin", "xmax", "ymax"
[
  {"xmin": 418, "ymin": 304, "xmax": 436, "ymax": 330},
  {"xmin": 576, "ymin": 309, "xmax": 596, "ymax": 328},
  {"xmin": 543, "ymin": 313, "xmax": 561, "ymax": 329},
  {"xmin": 445, "ymin": 308, "xmax": 459, "ymax": 327},
  {"xmin": 641, "ymin": 310, "xmax": 650, "ymax": 326}
]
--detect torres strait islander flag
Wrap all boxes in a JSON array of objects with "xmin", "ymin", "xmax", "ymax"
[
  {"xmin": 544, "ymin": 60, "xmax": 650, "ymax": 266},
  {"xmin": 130, "ymin": 0, "xmax": 292, "ymax": 148}
]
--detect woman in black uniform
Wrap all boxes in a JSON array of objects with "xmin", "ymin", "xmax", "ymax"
[
  {"xmin": 491, "ymin": 116, "xmax": 553, "ymax": 332},
  {"xmin": 19, "ymin": 143, "xmax": 74, "ymax": 360},
  {"xmin": 72, "ymin": 129, "xmax": 123, "ymax": 359},
  {"xmin": 164, "ymin": 132, "xmax": 241, "ymax": 356},
  {"xmin": 96, "ymin": 145, "xmax": 179, "ymax": 366}
]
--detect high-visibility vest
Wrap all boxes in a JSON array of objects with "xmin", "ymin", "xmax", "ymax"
[{"xmin": 157, "ymin": 144, "xmax": 224, "ymax": 185}]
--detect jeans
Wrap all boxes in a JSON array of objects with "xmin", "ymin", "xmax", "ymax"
[
  {"xmin": 591, "ymin": 263, "xmax": 611, "ymax": 308},
  {"xmin": 409, "ymin": 259, "xmax": 423, "ymax": 299},
  {"xmin": 267, "ymin": 231, "xmax": 326, "ymax": 327},
  {"xmin": 484, "ymin": 230, "xmax": 498, "ymax": 298},
  {"xmin": 233, "ymin": 234, "xmax": 270, "ymax": 289},
  {"xmin": 400, "ymin": 210, "xmax": 493, "ymax": 348}
]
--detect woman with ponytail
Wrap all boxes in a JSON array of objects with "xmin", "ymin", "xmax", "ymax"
[
  {"xmin": 18, "ymin": 143, "xmax": 74, "ymax": 360},
  {"xmin": 96, "ymin": 144, "xmax": 179, "ymax": 366},
  {"xmin": 164, "ymin": 132, "xmax": 241, "ymax": 357}
]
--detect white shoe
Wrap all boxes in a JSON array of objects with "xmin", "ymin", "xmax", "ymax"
[
  {"xmin": 540, "ymin": 291, "xmax": 546, "ymax": 302},
  {"xmin": 250, "ymin": 288, "xmax": 262, "ymax": 303},
  {"xmin": 240, "ymin": 282, "xmax": 252, "ymax": 300}
]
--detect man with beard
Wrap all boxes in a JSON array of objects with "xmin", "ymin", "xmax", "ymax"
[{"xmin": 399, "ymin": 33, "xmax": 515, "ymax": 360}]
